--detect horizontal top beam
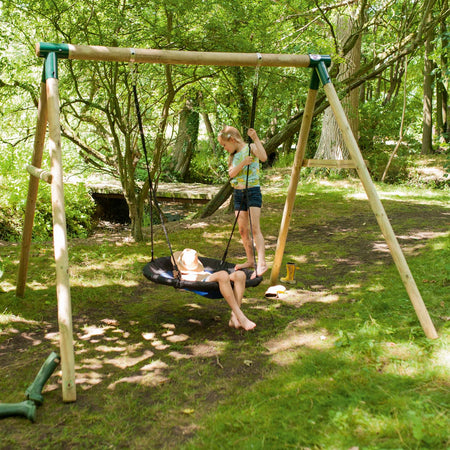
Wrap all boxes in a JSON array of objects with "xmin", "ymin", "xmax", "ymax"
[{"xmin": 36, "ymin": 43, "xmax": 331, "ymax": 68}]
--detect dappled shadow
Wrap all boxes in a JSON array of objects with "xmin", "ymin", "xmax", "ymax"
[
  {"xmin": 1, "ymin": 268, "xmax": 360, "ymax": 402},
  {"xmin": 3, "ymin": 279, "xmax": 446, "ymax": 448},
  {"xmin": 1, "ymin": 193, "xmax": 447, "ymax": 400},
  {"xmin": 0, "ymin": 185, "xmax": 448, "ymax": 447},
  {"xmin": 0, "ymin": 278, "xmax": 273, "ymax": 402}
]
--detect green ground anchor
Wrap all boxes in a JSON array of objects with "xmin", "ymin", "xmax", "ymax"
[
  {"xmin": 0, "ymin": 400, "xmax": 36, "ymax": 422},
  {"xmin": 25, "ymin": 352, "xmax": 61, "ymax": 405}
]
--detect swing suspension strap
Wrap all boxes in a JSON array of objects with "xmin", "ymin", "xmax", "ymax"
[
  {"xmin": 131, "ymin": 52, "xmax": 262, "ymax": 278},
  {"xmin": 130, "ymin": 59, "xmax": 178, "ymax": 270},
  {"xmin": 221, "ymin": 54, "xmax": 262, "ymax": 274}
]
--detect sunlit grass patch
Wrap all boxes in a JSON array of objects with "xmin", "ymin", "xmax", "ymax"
[{"xmin": 0, "ymin": 312, "xmax": 39, "ymax": 326}]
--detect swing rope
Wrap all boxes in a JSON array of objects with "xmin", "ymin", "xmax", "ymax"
[
  {"xmin": 131, "ymin": 52, "xmax": 264, "ymax": 292},
  {"xmin": 129, "ymin": 60, "xmax": 179, "ymax": 274}
]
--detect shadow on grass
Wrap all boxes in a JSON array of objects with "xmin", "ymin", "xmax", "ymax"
[{"xmin": 0, "ymin": 184, "xmax": 448, "ymax": 448}]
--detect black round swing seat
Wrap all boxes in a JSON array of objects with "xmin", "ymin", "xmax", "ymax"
[{"xmin": 143, "ymin": 256, "xmax": 263, "ymax": 299}]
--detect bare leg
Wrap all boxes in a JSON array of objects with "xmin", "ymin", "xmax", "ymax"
[
  {"xmin": 234, "ymin": 211, "xmax": 256, "ymax": 270},
  {"xmin": 249, "ymin": 206, "xmax": 267, "ymax": 277},
  {"xmin": 231, "ymin": 271, "xmax": 246, "ymax": 305},
  {"xmin": 229, "ymin": 271, "xmax": 246, "ymax": 328},
  {"xmin": 208, "ymin": 271, "xmax": 256, "ymax": 331}
]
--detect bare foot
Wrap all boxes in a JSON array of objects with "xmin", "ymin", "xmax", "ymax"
[
  {"xmin": 228, "ymin": 313, "xmax": 241, "ymax": 329},
  {"xmin": 251, "ymin": 263, "xmax": 268, "ymax": 279},
  {"xmin": 235, "ymin": 261, "xmax": 255, "ymax": 271},
  {"xmin": 230, "ymin": 313, "xmax": 255, "ymax": 331},
  {"xmin": 240, "ymin": 318, "xmax": 256, "ymax": 331},
  {"xmin": 257, "ymin": 262, "xmax": 268, "ymax": 275}
]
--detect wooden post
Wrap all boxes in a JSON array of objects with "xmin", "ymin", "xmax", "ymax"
[
  {"xmin": 321, "ymin": 75, "xmax": 438, "ymax": 339},
  {"xmin": 301, "ymin": 159, "xmax": 366, "ymax": 169},
  {"xmin": 16, "ymin": 80, "xmax": 48, "ymax": 298},
  {"xmin": 45, "ymin": 53, "xmax": 77, "ymax": 401},
  {"xmin": 270, "ymin": 71, "xmax": 319, "ymax": 285}
]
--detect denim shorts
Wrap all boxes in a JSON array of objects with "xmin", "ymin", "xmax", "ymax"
[{"xmin": 233, "ymin": 186, "xmax": 262, "ymax": 211}]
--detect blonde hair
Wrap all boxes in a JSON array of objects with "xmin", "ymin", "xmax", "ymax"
[{"xmin": 218, "ymin": 126, "xmax": 243, "ymax": 142}]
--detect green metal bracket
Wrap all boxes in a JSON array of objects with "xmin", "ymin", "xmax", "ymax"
[
  {"xmin": 315, "ymin": 61, "xmax": 331, "ymax": 86},
  {"xmin": 25, "ymin": 352, "xmax": 60, "ymax": 405},
  {"xmin": 37, "ymin": 42, "xmax": 69, "ymax": 59},
  {"xmin": 40, "ymin": 64, "xmax": 46, "ymax": 84},
  {"xmin": 308, "ymin": 54, "xmax": 331, "ymax": 68},
  {"xmin": 309, "ymin": 69, "xmax": 320, "ymax": 90},
  {"xmin": 0, "ymin": 400, "xmax": 36, "ymax": 423},
  {"xmin": 44, "ymin": 52, "xmax": 59, "ymax": 80}
]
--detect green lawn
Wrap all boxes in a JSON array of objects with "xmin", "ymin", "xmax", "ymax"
[{"xmin": 0, "ymin": 178, "xmax": 448, "ymax": 449}]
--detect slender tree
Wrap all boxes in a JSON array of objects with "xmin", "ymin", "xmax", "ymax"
[
  {"xmin": 422, "ymin": 6, "xmax": 435, "ymax": 154},
  {"xmin": 436, "ymin": 0, "xmax": 449, "ymax": 145}
]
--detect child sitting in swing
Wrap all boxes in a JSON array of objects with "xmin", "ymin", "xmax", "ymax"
[{"xmin": 172, "ymin": 249, "xmax": 256, "ymax": 331}]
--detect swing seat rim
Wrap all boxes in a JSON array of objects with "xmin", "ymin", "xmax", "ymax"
[{"xmin": 142, "ymin": 255, "xmax": 263, "ymax": 295}]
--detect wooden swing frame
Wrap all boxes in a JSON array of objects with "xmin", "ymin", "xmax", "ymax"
[{"xmin": 16, "ymin": 43, "xmax": 438, "ymax": 403}]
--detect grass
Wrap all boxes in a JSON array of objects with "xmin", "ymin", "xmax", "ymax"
[{"xmin": 0, "ymin": 176, "xmax": 449, "ymax": 449}]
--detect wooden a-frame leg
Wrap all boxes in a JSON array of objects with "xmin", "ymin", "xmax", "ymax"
[
  {"xmin": 46, "ymin": 54, "xmax": 77, "ymax": 401},
  {"xmin": 16, "ymin": 81, "xmax": 48, "ymax": 297},
  {"xmin": 270, "ymin": 72, "xmax": 319, "ymax": 285},
  {"xmin": 323, "ymin": 80, "xmax": 438, "ymax": 339}
]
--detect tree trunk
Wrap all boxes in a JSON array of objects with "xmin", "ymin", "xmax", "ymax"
[
  {"xmin": 280, "ymin": 102, "xmax": 295, "ymax": 157},
  {"xmin": 233, "ymin": 67, "xmax": 250, "ymax": 132},
  {"xmin": 199, "ymin": 91, "xmax": 218, "ymax": 154},
  {"xmin": 383, "ymin": 59, "xmax": 406, "ymax": 105},
  {"xmin": 129, "ymin": 197, "xmax": 143, "ymax": 241},
  {"xmin": 173, "ymin": 95, "xmax": 199, "ymax": 180},
  {"xmin": 436, "ymin": 0, "xmax": 448, "ymax": 145},
  {"xmin": 135, "ymin": 65, "xmax": 176, "ymax": 241},
  {"xmin": 282, "ymin": 133, "xmax": 294, "ymax": 155},
  {"xmin": 436, "ymin": 76, "xmax": 444, "ymax": 144},
  {"xmin": 314, "ymin": 13, "xmax": 361, "ymax": 162},
  {"xmin": 421, "ymin": 9, "xmax": 435, "ymax": 155},
  {"xmin": 195, "ymin": 182, "xmax": 233, "ymax": 219},
  {"xmin": 173, "ymin": 104, "xmax": 189, "ymax": 171}
]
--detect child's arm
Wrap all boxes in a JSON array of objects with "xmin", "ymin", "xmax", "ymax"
[
  {"xmin": 228, "ymin": 155, "xmax": 253, "ymax": 178},
  {"xmin": 248, "ymin": 128, "xmax": 267, "ymax": 162}
]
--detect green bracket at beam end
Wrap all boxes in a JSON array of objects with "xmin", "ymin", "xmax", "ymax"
[
  {"xmin": 309, "ymin": 69, "xmax": 320, "ymax": 90},
  {"xmin": 37, "ymin": 42, "xmax": 69, "ymax": 59},
  {"xmin": 44, "ymin": 53, "xmax": 58, "ymax": 80},
  {"xmin": 315, "ymin": 61, "xmax": 331, "ymax": 86},
  {"xmin": 308, "ymin": 54, "xmax": 331, "ymax": 68}
]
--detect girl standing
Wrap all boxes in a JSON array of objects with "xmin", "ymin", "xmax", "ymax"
[{"xmin": 218, "ymin": 125, "xmax": 268, "ymax": 278}]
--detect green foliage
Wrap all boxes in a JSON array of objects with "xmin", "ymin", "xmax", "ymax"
[
  {"xmin": 158, "ymin": 139, "xmax": 229, "ymax": 184},
  {"xmin": 358, "ymin": 97, "xmax": 424, "ymax": 183},
  {"xmin": 63, "ymin": 184, "xmax": 97, "ymax": 238},
  {"xmin": 1, "ymin": 0, "xmax": 449, "ymax": 240},
  {"xmin": 270, "ymin": 146, "xmax": 298, "ymax": 170},
  {"xmin": 364, "ymin": 143, "xmax": 414, "ymax": 183},
  {"xmin": 188, "ymin": 141, "xmax": 229, "ymax": 184},
  {"xmin": 0, "ymin": 176, "xmax": 96, "ymax": 242}
]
